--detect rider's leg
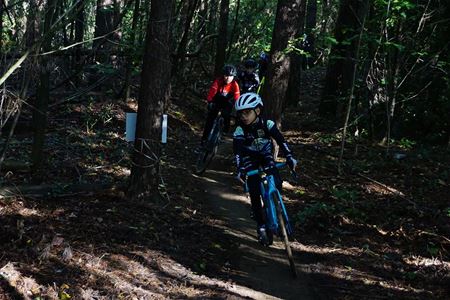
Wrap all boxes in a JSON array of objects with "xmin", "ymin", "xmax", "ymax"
[
  {"xmin": 247, "ymin": 174, "xmax": 265, "ymax": 227},
  {"xmin": 201, "ymin": 104, "xmax": 219, "ymax": 141},
  {"xmin": 221, "ymin": 101, "xmax": 233, "ymax": 133}
]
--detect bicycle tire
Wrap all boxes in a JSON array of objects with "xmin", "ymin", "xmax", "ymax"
[
  {"xmin": 273, "ymin": 192, "xmax": 297, "ymax": 278},
  {"xmin": 194, "ymin": 147, "xmax": 215, "ymax": 174},
  {"xmin": 194, "ymin": 123, "xmax": 221, "ymax": 174}
]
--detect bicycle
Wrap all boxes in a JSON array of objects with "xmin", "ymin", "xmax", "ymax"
[
  {"xmin": 244, "ymin": 162, "xmax": 298, "ymax": 277},
  {"xmin": 194, "ymin": 112, "xmax": 224, "ymax": 174}
]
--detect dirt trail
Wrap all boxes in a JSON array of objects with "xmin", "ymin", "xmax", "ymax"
[{"xmin": 191, "ymin": 138, "xmax": 319, "ymax": 300}]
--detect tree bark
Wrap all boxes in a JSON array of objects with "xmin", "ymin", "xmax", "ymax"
[
  {"xmin": 31, "ymin": 0, "xmax": 58, "ymax": 182},
  {"xmin": 93, "ymin": 0, "xmax": 116, "ymax": 63},
  {"xmin": 304, "ymin": 0, "xmax": 317, "ymax": 62},
  {"xmin": 73, "ymin": 0, "xmax": 85, "ymax": 85},
  {"xmin": 128, "ymin": 0, "xmax": 173, "ymax": 201},
  {"xmin": 226, "ymin": 0, "xmax": 240, "ymax": 60},
  {"xmin": 261, "ymin": 0, "xmax": 302, "ymax": 126},
  {"xmin": 122, "ymin": 0, "xmax": 140, "ymax": 100},
  {"xmin": 208, "ymin": 0, "xmax": 218, "ymax": 36},
  {"xmin": 172, "ymin": 0, "xmax": 199, "ymax": 76},
  {"xmin": 196, "ymin": 0, "xmax": 208, "ymax": 42},
  {"xmin": 214, "ymin": 0, "xmax": 230, "ymax": 76},
  {"xmin": 0, "ymin": 0, "xmax": 3, "ymax": 50}
]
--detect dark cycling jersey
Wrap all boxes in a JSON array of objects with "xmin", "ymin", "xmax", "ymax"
[
  {"xmin": 238, "ymin": 71, "xmax": 260, "ymax": 93},
  {"xmin": 233, "ymin": 117, "xmax": 293, "ymax": 169}
]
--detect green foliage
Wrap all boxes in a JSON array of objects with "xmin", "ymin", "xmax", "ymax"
[
  {"xmin": 91, "ymin": 63, "xmax": 118, "ymax": 77},
  {"xmin": 426, "ymin": 242, "xmax": 439, "ymax": 257},
  {"xmin": 294, "ymin": 202, "xmax": 335, "ymax": 227},
  {"xmin": 226, "ymin": 1, "xmax": 277, "ymax": 61},
  {"xmin": 83, "ymin": 98, "xmax": 115, "ymax": 133},
  {"xmin": 397, "ymin": 138, "xmax": 416, "ymax": 150},
  {"xmin": 331, "ymin": 187, "xmax": 359, "ymax": 202}
]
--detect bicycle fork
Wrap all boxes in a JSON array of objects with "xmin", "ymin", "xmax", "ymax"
[{"xmin": 262, "ymin": 176, "xmax": 293, "ymax": 236}]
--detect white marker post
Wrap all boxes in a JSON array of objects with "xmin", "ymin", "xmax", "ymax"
[
  {"xmin": 161, "ymin": 114, "xmax": 168, "ymax": 144},
  {"xmin": 125, "ymin": 112, "xmax": 137, "ymax": 142}
]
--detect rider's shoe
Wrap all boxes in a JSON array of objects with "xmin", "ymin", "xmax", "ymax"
[{"xmin": 257, "ymin": 225, "xmax": 270, "ymax": 246}]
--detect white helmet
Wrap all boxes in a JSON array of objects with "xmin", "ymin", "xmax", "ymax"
[{"xmin": 235, "ymin": 92, "xmax": 263, "ymax": 111}]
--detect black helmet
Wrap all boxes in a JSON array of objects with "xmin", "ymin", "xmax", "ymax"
[
  {"xmin": 223, "ymin": 64, "xmax": 237, "ymax": 76},
  {"xmin": 244, "ymin": 58, "xmax": 258, "ymax": 69}
]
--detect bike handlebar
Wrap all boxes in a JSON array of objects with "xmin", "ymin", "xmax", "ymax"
[
  {"xmin": 242, "ymin": 162, "xmax": 298, "ymax": 192},
  {"xmin": 246, "ymin": 162, "xmax": 286, "ymax": 176}
]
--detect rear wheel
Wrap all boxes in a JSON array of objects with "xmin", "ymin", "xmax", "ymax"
[{"xmin": 273, "ymin": 193, "xmax": 297, "ymax": 278}]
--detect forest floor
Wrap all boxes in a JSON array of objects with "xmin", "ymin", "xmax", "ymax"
[{"xmin": 0, "ymin": 67, "xmax": 449, "ymax": 299}]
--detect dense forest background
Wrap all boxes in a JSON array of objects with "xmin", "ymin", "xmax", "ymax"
[
  {"xmin": 0, "ymin": 0, "xmax": 449, "ymax": 299},
  {"xmin": 1, "ymin": 0, "xmax": 449, "ymax": 182}
]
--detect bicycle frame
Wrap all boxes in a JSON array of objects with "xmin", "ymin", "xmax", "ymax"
[
  {"xmin": 244, "ymin": 162, "xmax": 298, "ymax": 277},
  {"xmin": 206, "ymin": 113, "xmax": 224, "ymax": 151},
  {"xmin": 247, "ymin": 162, "xmax": 293, "ymax": 236},
  {"xmin": 194, "ymin": 112, "xmax": 224, "ymax": 174}
]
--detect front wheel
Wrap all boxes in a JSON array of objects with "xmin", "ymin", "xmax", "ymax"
[
  {"xmin": 194, "ymin": 124, "xmax": 221, "ymax": 174},
  {"xmin": 273, "ymin": 192, "xmax": 297, "ymax": 278}
]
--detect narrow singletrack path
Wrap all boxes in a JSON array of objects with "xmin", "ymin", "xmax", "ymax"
[{"xmin": 191, "ymin": 138, "xmax": 318, "ymax": 300}]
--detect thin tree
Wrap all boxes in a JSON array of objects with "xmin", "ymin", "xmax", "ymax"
[
  {"xmin": 172, "ymin": 0, "xmax": 199, "ymax": 76},
  {"xmin": 337, "ymin": 0, "xmax": 368, "ymax": 174},
  {"xmin": 31, "ymin": 0, "xmax": 59, "ymax": 182},
  {"xmin": 73, "ymin": 0, "xmax": 85, "ymax": 85},
  {"xmin": 122, "ymin": 0, "xmax": 140, "ymax": 100},
  {"xmin": 285, "ymin": 0, "xmax": 307, "ymax": 108},
  {"xmin": 214, "ymin": 0, "xmax": 229, "ymax": 76},
  {"xmin": 128, "ymin": 0, "xmax": 174, "ymax": 201}
]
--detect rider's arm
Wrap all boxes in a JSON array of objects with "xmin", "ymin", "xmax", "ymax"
[
  {"xmin": 267, "ymin": 120, "xmax": 294, "ymax": 158},
  {"xmin": 233, "ymin": 126, "xmax": 245, "ymax": 168},
  {"xmin": 207, "ymin": 78, "xmax": 220, "ymax": 102},
  {"xmin": 232, "ymin": 81, "xmax": 240, "ymax": 101}
]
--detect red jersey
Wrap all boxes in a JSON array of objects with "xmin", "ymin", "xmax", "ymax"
[{"xmin": 206, "ymin": 77, "xmax": 240, "ymax": 102}]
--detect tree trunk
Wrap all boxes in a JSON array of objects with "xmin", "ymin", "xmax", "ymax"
[
  {"xmin": 73, "ymin": 0, "xmax": 85, "ymax": 85},
  {"xmin": 172, "ymin": 0, "xmax": 199, "ymax": 76},
  {"xmin": 0, "ymin": 0, "xmax": 3, "ymax": 50},
  {"xmin": 31, "ymin": 0, "xmax": 58, "ymax": 182},
  {"xmin": 208, "ymin": 0, "xmax": 218, "ymax": 36},
  {"xmin": 285, "ymin": 0, "xmax": 307, "ymax": 108},
  {"xmin": 304, "ymin": 0, "xmax": 317, "ymax": 65},
  {"xmin": 261, "ymin": 0, "xmax": 302, "ymax": 126},
  {"xmin": 214, "ymin": 0, "xmax": 230, "ymax": 76},
  {"xmin": 122, "ymin": 0, "xmax": 140, "ymax": 100},
  {"xmin": 319, "ymin": 0, "xmax": 369, "ymax": 120},
  {"xmin": 128, "ymin": 0, "xmax": 173, "ymax": 201},
  {"xmin": 197, "ymin": 0, "xmax": 208, "ymax": 42},
  {"xmin": 226, "ymin": 0, "xmax": 240, "ymax": 60},
  {"xmin": 93, "ymin": 0, "xmax": 115, "ymax": 63}
]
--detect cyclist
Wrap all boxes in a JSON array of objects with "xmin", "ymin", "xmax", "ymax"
[
  {"xmin": 197, "ymin": 64, "xmax": 240, "ymax": 151},
  {"xmin": 238, "ymin": 58, "xmax": 260, "ymax": 93},
  {"xmin": 233, "ymin": 92, "xmax": 297, "ymax": 245},
  {"xmin": 258, "ymin": 52, "xmax": 269, "ymax": 78}
]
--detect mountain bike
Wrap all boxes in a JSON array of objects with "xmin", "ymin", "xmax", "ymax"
[
  {"xmin": 194, "ymin": 112, "xmax": 224, "ymax": 174},
  {"xmin": 244, "ymin": 162, "xmax": 298, "ymax": 277}
]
